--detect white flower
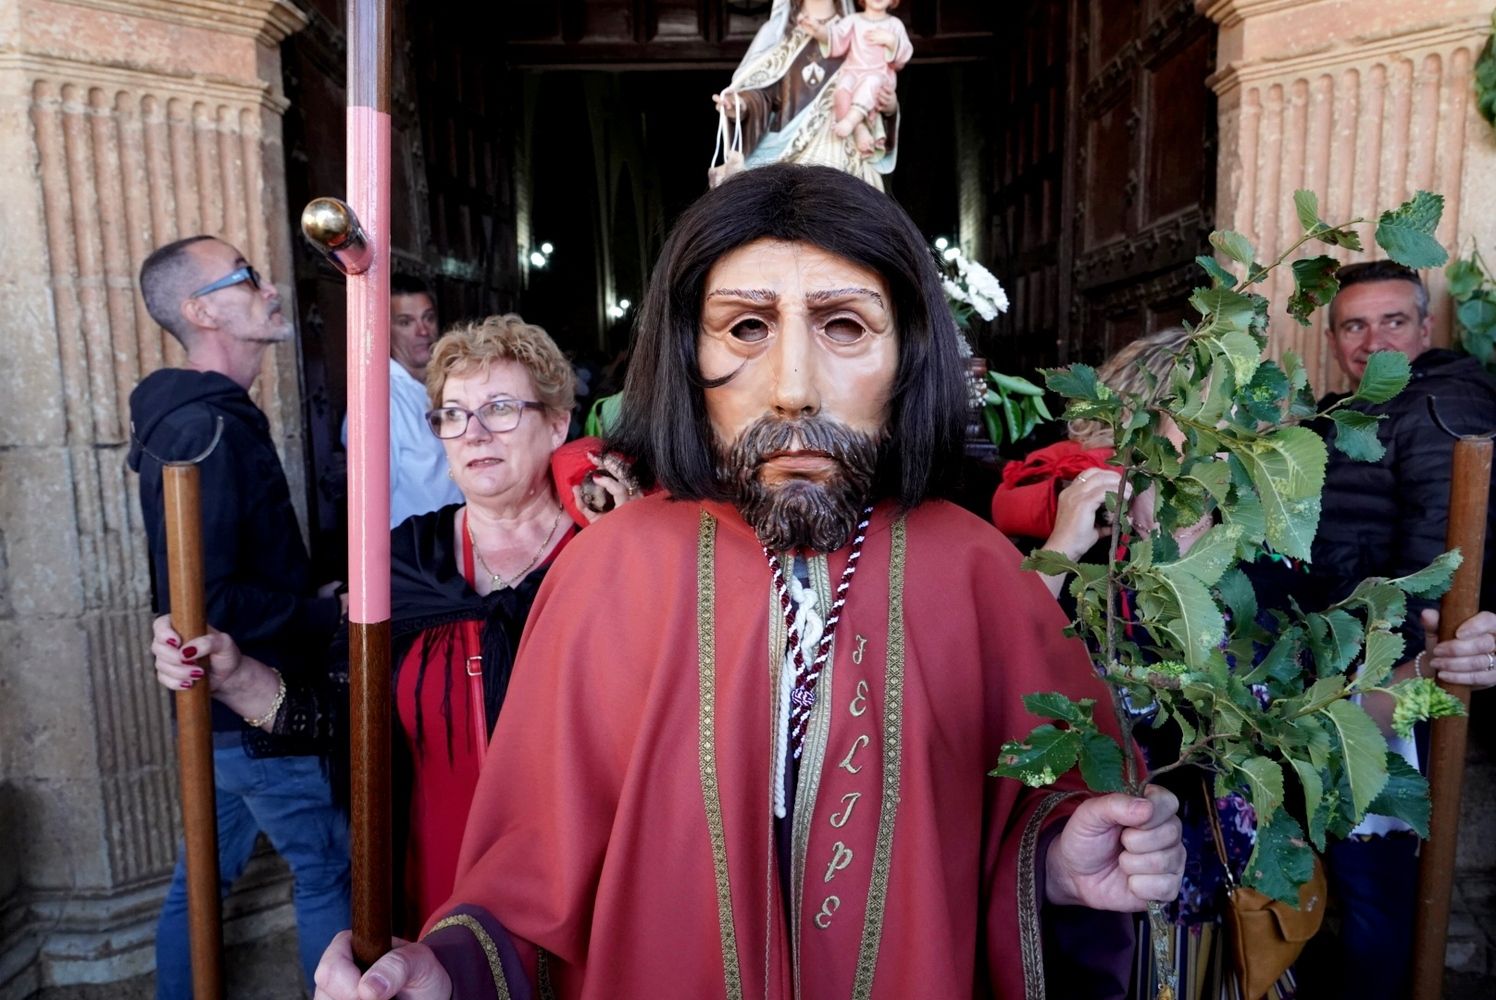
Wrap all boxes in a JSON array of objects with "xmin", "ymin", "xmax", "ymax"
[{"xmin": 936, "ymin": 241, "xmax": 1009, "ymax": 325}]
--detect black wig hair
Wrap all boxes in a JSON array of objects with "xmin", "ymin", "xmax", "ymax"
[{"xmin": 605, "ymin": 163, "xmax": 969, "ymax": 508}]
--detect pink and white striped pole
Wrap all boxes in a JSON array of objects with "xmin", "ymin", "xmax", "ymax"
[
  {"xmin": 345, "ymin": 0, "xmax": 392, "ymax": 966},
  {"xmin": 299, "ymin": 0, "xmax": 391, "ymax": 968}
]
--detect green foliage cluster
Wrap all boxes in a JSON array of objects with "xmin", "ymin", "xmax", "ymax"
[
  {"xmin": 1477, "ymin": 10, "xmax": 1496, "ymax": 128},
  {"xmin": 1447, "ymin": 246, "xmax": 1496, "ymax": 373},
  {"xmin": 583, "ymin": 392, "xmax": 622, "ymax": 438},
  {"xmin": 991, "ymin": 190, "xmax": 1466, "ymax": 908},
  {"xmin": 981, "ymin": 370, "xmax": 1053, "ymax": 448}
]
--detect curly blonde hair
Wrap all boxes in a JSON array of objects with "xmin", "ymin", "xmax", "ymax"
[
  {"xmin": 425, "ymin": 313, "xmax": 576, "ymax": 415},
  {"xmin": 1068, "ymin": 327, "xmax": 1193, "ymax": 448}
]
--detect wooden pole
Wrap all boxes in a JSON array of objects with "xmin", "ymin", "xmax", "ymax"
[
  {"xmin": 162, "ymin": 463, "xmax": 224, "ymax": 999},
  {"xmin": 1410, "ymin": 435, "xmax": 1493, "ymax": 999},
  {"xmin": 346, "ymin": 0, "xmax": 394, "ymax": 968}
]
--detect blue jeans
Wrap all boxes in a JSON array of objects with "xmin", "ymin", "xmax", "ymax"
[{"xmin": 154, "ymin": 744, "xmax": 351, "ymax": 999}]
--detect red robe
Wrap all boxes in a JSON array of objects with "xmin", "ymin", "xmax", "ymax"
[{"xmin": 422, "ymin": 495, "xmax": 1125, "ymax": 998}]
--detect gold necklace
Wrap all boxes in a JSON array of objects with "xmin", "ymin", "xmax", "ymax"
[{"xmin": 467, "ymin": 503, "xmax": 566, "ymax": 591}]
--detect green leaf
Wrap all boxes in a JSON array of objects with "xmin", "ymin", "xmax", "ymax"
[
  {"xmin": 1210, "ymin": 229, "xmax": 1256, "ymax": 265},
  {"xmin": 1293, "ymin": 190, "xmax": 1322, "ymax": 232},
  {"xmin": 1287, "ymin": 255, "xmax": 1341, "ymax": 326},
  {"xmin": 1357, "ymin": 628, "xmax": 1405, "ymax": 689},
  {"xmin": 989, "ymin": 371, "xmax": 1045, "ymax": 396},
  {"xmin": 1135, "ymin": 570, "xmax": 1226, "ymax": 669},
  {"xmin": 1240, "ymin": 361, "xmax": 1291, "ymax": 425},
  {"xmin": 1352, "ymin": 350, "xmax": 1412, "ymax": 404},
  {"xmin": 1389, "ymin": 549, "xmax": 1463, "ymax": 600},
  {"xmin": 1388, "ymin": 677, "xmax": 1467, "ymax": 740},
  {"xmin": 1288, "ymin": 756, "xmax": 1328, "ymax": 850},
  {"xmin": 1305, "ymin": 609, "xmax": 1363, "ymax": 678},
  {"xmin": 1447, "ymin": 257, "xmax": 1484, "ymax": 299},
  {"xmin": 1200, "ymin": 327, "xmax": 1264, "ymax": 386},
  {"xmin": 1021, "ymin": 692, "xmax": 1092, "ymax": 725},
  {"xmin": 1366, "ymin": 753, "xmax": 1431, "ymax": 837},
  {"xmin": 1022, "ymin": 550, "xmax": 1083, "ymax": 579},
  {"xmin": 1045, "ymin": 364, "xmax": 1104, "ymax": 402},
  {"xmin": 1221, "ymin": 481, "xmax": 1267, "ymax": 551},
  {"xmin": 1243, "ymin": 808, "xmax": 1317, "ymax": 905},
  {"xmin": 990, "ymin": 725, "xmax": 1080, "ymax": 787},
  {"xmin": 1375, "ymin": 191, "xmax": 1448, "ymax": 269},
  {"xmin": 1329, "ymin": 409, "xmax": 1385, "ymax": 461},
  {"xmin": 1322, "ymin": 700, "xmax": 1390, "ymax": 819},
  {"xmin": 1196, "ymin": 254, "xmax": 1237, "ymax": 288},
  {"xmin": 1217, "ymin": 567, "xmax": 1258, "ymax": 626},
  {"xmin": 1077, "ymin": 731, "xmax": 1126, "ymax": 792},
  {"xmin": 1192, "ymin": 285, "xmax": 1259, "ymax": 333},
  {"xmin": 583, "ymin": 393, "xmax": 623, "ymax": 437},
  {"xmin": 1456, "ymin": 295, "xmax": 1496, "ymax": 336},
  {"xmin": 982, "ymin": 406, "xmax": 1003, "ymax": 448},
  {"xmin": 1243, "ymin": 626, "xmax": 1304, "ymax": 686},
  {"xmin": 1236, "ymin": 755, "xmax": 1287, "ymax": 819},
  {"xmin": 1158, "ymin": 524, "xmax": 1242, "ymax": 587},
  {"xmin": 1231, "ymin": 427, "xmax": 1328, "ymax": 560}
]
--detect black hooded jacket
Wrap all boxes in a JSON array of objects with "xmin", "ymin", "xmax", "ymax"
[
  {"xmin": 1302, "ymin": 348, "xmax": 1496, "ymax": 652},
  {"xmin": 127, "ymin": 368, "xmax": 339, "ymax": 734}
]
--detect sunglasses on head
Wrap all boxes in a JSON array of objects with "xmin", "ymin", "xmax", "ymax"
[{"xmin": 189, "ymin": 265, "xmax": 262, "ymax": 299}]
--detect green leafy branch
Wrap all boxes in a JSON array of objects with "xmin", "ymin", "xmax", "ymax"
[
  {"xmin": 1448, "ymin": 243, "xmax": 1496, "ymax": 374},
  {"xmin": 991, "ymin": 190, "xmax": 1464, "ymax": 995},
  {"xmin": 1477, "ymin": 9, "xmax": 1496, "ymax": 129},
  {"xmin": 981, "ymin": 370, "xmax": 1053, "ymax": 448}
]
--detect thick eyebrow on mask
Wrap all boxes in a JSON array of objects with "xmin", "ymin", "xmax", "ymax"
[
  {"xmin": 704, "ymin": 286, "xmax": 887, "ymax": 310},
  {"xmin": 706, "ymin": 287, "xmax": 777, "ymax": 303},
  {"xmin": 805, "ymin": 286, "xmax": 885, "ymax": 309}
]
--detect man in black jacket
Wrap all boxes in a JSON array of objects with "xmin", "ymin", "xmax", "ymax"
[
  {"xmin": 1305, "ymin": 260, "xmax": 1496, "ymax": 999},
  {"xmin": 127, "ymin": 236, "xmax": 350, "ymax": 998}
]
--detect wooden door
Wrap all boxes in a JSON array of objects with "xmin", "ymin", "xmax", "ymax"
[{"xmin": 987, "ymin": 0, "xmax": 1216, "ymax": 371}]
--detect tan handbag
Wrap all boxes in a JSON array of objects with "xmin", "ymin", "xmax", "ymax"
[{"xmin": 1204, "ymin": 782, "xmax": 1328, "ymax": 1000}]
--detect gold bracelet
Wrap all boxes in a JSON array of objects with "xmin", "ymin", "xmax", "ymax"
[{"xmin": 243, "ymin": 669, "xmax": 286, "ymax": 728}]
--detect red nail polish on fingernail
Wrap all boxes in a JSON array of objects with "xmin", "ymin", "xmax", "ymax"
[
  {"xmin": 190, "ymin": 669, "xmax": 204, "ymax": 679},
  {"xmin": 166, "ymin": 637, "xmax": 179, "ymax": 648},
  {"xmin": 181, "ymin": 680, "xmax": 192, "ymax": 689},
  {"xmin": 181, "ymin": 646, "xmax": 197, "ymax": 659}
]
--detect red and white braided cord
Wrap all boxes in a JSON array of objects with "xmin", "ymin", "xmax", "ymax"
[{"xmin": 763, "ymin": 506, "xmax": 873, "ymax": 758}]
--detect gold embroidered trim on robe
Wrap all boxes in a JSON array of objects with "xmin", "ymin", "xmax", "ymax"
[
  {"xmin": 696, "ymin": 510, "xmax": 744, "ymax": 999},
  {"xmin": 1019, "ymin": 790, "xmax": 1078, "ymax": 1000},
  {"xmin": 427, "ymin": 913, "xmax": 512, "ymax": 1000},
  {"xmin": 852, "ymin": 515, "xmax": 907, "ymax": 997}
]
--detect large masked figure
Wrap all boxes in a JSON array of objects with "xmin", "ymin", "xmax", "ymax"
[
  {"xmin": 710, "ymin": 0, "xmax": 900, "ymax": 189},
  {"xmin": 312, "ymin": 166, "xmax": 1184, "ymax": 1000}
]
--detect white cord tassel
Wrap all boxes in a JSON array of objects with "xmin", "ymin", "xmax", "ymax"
[{"xmin": 772, "ymin": 572, "xmax": 822, "ymax": 819}]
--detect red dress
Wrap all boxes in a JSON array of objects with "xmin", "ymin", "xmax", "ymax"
[{"xmin": 394, "ymin": 510, "xmax": 575, "ymax": 932}]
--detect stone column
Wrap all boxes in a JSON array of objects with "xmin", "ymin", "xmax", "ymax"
[
  {"xmin": 0, "ymin": 0, "xmax": 307, "ymax": 991},
  {"xmin": 1203, "ymin": 0, "xmax": 1496, "ymax": 395}
]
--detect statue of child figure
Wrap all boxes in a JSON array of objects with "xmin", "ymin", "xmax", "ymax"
[{"xmin": 798, "ymin": 0, "xmax": 913, "ymax": 156}]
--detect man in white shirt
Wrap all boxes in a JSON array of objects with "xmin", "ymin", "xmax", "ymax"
[{"xmin": 344, "ymin": 274, "xmax": 462, "ymax": 527}]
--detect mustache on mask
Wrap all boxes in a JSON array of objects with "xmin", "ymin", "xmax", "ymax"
[{"xmin": 716, "ymin": 415, "xmax": 884, "ymax": 552}]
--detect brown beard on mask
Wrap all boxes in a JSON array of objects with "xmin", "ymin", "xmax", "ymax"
[{"xmin": 715, "ymin": 415, "xmax": 884, "ymax": 552}]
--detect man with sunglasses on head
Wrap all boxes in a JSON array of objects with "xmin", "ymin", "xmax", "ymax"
[{"xmin": 127, "ymin": 235, "xmax": 351, "ymax": 998}]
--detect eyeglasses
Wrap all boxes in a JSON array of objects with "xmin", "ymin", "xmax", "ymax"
[
  {"xmin": 426, "ymin": 398, "xmax": 547, "ymax": 439},
  {"xmin": 189, "ymin": 265, "xmax": 262, "ymax": 299}
]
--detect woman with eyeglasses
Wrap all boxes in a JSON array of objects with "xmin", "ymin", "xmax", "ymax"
[{"xmin": 147, "ymin": 314, "xmax": 639, "ymax": 934}]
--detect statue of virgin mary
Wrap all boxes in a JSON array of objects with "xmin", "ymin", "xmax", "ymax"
[{"xmin": 710, "ymin": 0, "xmax": 901, "ymax": 190}]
